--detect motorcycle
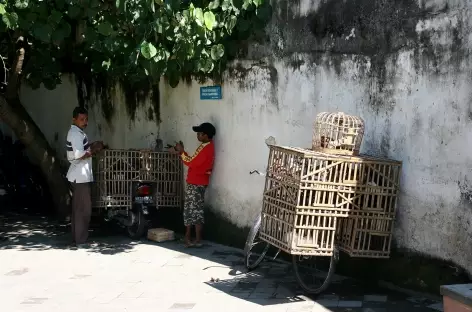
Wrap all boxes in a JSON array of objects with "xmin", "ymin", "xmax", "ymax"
[{"xmin": 126, "ymin": 180, "xmax": 159, "ymax": 238}]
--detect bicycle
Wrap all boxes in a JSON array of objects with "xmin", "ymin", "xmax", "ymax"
[
  {"xmin": 242, "ymin": 140, "xmax": 401, "ymax": 295},
  {"xmin": 243, "ymin": 169, "xmax": 339, "ymax": 294}
]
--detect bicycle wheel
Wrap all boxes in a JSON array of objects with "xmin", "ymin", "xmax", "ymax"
[
  {"xmin": 244, "ymin": 215, "xmax": 270, "ymax": 270},
  {"xmin": 292, "ymin": 247, "xmax": 339, "ymax": 294}
]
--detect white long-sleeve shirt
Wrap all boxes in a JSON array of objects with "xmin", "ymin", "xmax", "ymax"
[{"xmin": 66, "ymin": 125, "xmax": 93, "ymax": 183}]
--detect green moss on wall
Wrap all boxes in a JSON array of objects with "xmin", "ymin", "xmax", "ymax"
[{"xmin": 76, "ymin": 71, "xmax": 160, "ymax": 124}]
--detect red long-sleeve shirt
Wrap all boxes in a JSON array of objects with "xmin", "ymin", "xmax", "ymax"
[{"xmin": 181, "ymin": 141, "xmax": 215, "ymax": 185}]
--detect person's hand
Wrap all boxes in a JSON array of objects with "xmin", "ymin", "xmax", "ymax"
[
  {"xmin": 79, "ymin": 150, "xmax": 93, "ymax": 160},
  {"xmin": 167, "ymin": 147, "xmax": 179, "ymax": 155},
  {"xmin": 175, "ymin": 142, "xmax": 184, "ymax": 153},
  {"xmin": 90, "ymin": 141, "xmax": 105, "ymax": 154}
]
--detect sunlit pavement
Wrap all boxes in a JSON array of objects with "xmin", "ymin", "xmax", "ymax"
[{"xmin": 0, "ymin": 216, "xmax": 443, "ymax": 312}]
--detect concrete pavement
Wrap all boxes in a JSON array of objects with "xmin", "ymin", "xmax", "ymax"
[{"xmin": 0, "ymin": 215, "xmax": 443, "ymax": 312}]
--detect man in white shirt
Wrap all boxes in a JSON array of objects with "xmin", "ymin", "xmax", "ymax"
[{"xmin": 66, "ymin": 106, "xmax": 102, "ymax": 247}]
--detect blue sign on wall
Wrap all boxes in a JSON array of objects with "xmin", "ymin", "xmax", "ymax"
[{"xmin": 200, "ymin": 85, "xmax": 222, "ymax": 100}]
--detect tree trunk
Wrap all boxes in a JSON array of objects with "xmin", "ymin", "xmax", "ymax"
[
  {"xmin": 0, "ymin": 41, "xmax": 70, "ymax": 218},
  {"xmin": 0, "ymin": 96, "xmax": 70, "ymax": 217}
]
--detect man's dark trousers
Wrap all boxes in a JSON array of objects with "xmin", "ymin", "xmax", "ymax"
[{"xmin": 71, "ymin": 182, "xmax": 91, "ymax": 244}]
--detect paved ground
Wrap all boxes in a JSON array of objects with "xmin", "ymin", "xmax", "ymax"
[{"xmin": 0, "ymin": 215, "xmax": 444, "ymax": 312}]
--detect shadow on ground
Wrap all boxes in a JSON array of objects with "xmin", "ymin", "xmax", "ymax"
[
  {"xmin": 0, "ymin": 213, "xmax": 442, "ymax": 311},
  {"xmin": 0, "ymin": 213, "xmax": 139, "ymax": 254}
]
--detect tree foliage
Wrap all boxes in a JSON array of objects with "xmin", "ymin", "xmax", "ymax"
[{"xmin": 0, "ymin": 0, "xmax": 272, "ymax": 90}]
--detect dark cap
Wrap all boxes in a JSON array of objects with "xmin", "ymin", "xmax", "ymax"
[{"xmin": 192, "ymin": 122, "xmax": 216, "ymax": 138}]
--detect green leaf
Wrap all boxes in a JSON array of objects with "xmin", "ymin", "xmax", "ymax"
[
  {"xmin": 90, "ymin": 0, "xmax": 100, "ymax": 8},
  {"xmin": 2, "ymin": 12, "xmax": 18, "ymax": 29},
  {"xmin": 43, "ymin": 77, "xmax": 58, "ymax": 90},
  {"xmin": 87, "ymin": 8, "xmax": 99, "ymax": 18},
  {"xmin": 97, "ymin": 21, "xmax": 113, "ymax": 36},
  {"xmin": 203, "ymin": 11, "xmax": 216, "ymax": 30},
  {"xmin": 208, "ymin": 0, "xmax": 220, "ymax": 10},
  {"xmin": 154, "ymin": 47, "xmax": 169, "ymax": 62},
  {"xmin": 194, "ymin": 8, "xmax": 203, "ymax": 26},
  {"xmin": 140, "ymin": 41, "xmax": 157, "ymax": 59},
  {"xmin": 102, "ymin": 59, "xmax": 111, "ymax": 70},
  {"xmin": 144, "ymin": 57, "xmax": 165, "ymax": 80},
  {"xmin": 26, "ymin": 73, "xmax": 42, "ymax": 90},
  {"xmin": 51, "ymin": 22, "xmax": 72, "ymax": 43},
  {"xmin": 0, "ymin": 0, "xmax": 272, "ymax": 92},
  {"xmin": 231, "ymin": 0, "xmax": 243, "ymax": 9},
  {"xmin": 252, "ymin": 0, "xmax": 262, "ymax": 7},
  {"xmin": 51, "ymin": 29, "xmax": 66, "ymax": 43},
  {"xmin": 225, "ymin": 40, "xmax": 238, "ymax": 58},
  {"xmin": 33, "ymin": 24, "xmax": 53, "ymax": 42},
  {"xmin": 198, "ymin": 58, "xmax": 214, "ymax": 73},
  {"xmin": 149, "ymin": 0, "xmax": 155, "ymax": 12},
  {"xmin": 156, "ymin": 22, "xmax": 163, "ymax": 33},
  {"xmin": 61, "ymin": 22, "xmax": 72, "ymax": 37},
  {"xmin": 167, "ymin": 59, "xmax": 181, "ymax": 87},
  {"xmin": 238, "ymin": 18, "xmax": 250, "ymax": 32},
  {"xmin": 210, "ymin": 44, "xmax": 225, "ymax": 60},
  {"xmin": 83, "ymin": 27, "xmax": 98, "ymax": 42},
  {"xmin": 25, "ymin": 12, "xmax": 37, "ymax": 23},
  {"xmin": 14, "ymin": 0, "xmax": 28, "ymax": 10},
  {"xmin": 242, "ymin": 0, "xmax": 252, "ymax": 10},
  {"xmin": 168, "ymin": 75, "xmax": 180, "ymax": 88},
  {"xmin": 166, "ymin": 0, "xmax": 180, "ymax": 11},
  {"xmin": 49, "ymin": 10, "xmax": 63, "ymax": 24},
  {"xmin": 68, "ymin": 6, "xmax": 81, "ymax": 19},
  {"xmin": 222, "ymin": 0, "xmax": 231, "ymax": 11},
  {"xmin": 256, "ymin": 2, "xmax": 272, "ymax": 22},
  {"xmin": 225, "ymin": 15, "xmax": 237, "ymax": 33}
]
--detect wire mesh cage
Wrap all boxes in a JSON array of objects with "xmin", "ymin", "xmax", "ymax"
[
  {"xmin": 259, "ymin": 145, "xmax": 401, "ymax": 257},
  {"xmin": 312, "ymin": 112, "xmax": 365, "ymax": 156},
  {"xmin": 91, "ymin": 149, "xmax": 183, "ymax": 213}
]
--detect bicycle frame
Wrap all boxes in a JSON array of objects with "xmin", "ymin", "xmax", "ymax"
[{"xmin": 248, "ymin": 169, "xmax": 282, "ymax": 261}]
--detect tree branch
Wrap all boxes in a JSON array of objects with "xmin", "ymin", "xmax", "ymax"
[{"xmin": 6, "ymin": 36, "xmax": 25, "ymax": 100}]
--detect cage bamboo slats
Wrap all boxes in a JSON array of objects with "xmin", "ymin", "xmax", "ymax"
[
  {"xmin": 337, "ymin": 211, "xmax": 395, "ymax": 258},
  {"xmin": 312, "ymin": 112, "xmax": 365, "ymax": 156},
  {"xmin": 91, "ymin": 150, "xmax": 183, "ymax": 213},
  {"xmin": 259, "ymin": 145, "xmax": 401, "ymax": 258}
]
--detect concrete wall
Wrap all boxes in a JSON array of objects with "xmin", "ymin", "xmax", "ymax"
[
  {"xmin": 19, "ymin": 76, "xmax": 163, "ymax": 161},
  {"xmin": 16, "ymin": 0, "xmax": 472, "ymax": 276}
]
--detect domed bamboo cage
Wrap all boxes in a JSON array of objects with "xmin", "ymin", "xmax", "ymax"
[{"xmin": 312, "ymin": 112, "xmax": 365, "ymax": 156}]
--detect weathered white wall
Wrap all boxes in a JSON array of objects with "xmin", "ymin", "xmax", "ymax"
[
  {"xmin": 15, "ymin": 0, "xmax": 472, "ymax": 273},
  {"xmin": 19, "ymin": 77, "xmax": 162, "ymax": 162}
]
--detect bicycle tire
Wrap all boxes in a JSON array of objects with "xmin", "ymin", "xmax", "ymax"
[
  {"xmin": 292, "ymin": 248, "xmax": 338, "ymax": 294},
  {"xmin": 244, "ymin": 215, "xmax": 270, "ymax": 270}
]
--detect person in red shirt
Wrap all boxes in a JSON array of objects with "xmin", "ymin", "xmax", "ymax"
[{"xmin": 174, "ymin": 122, "xmax": 215, "ymax": 247}]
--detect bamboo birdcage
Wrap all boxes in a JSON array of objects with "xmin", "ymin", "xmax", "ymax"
[
  {"xmin": 312, "ymin": 112, "xmax": 365, "ymax": 156},
  {"xmin": 337, "ymin": 211, "xmax": 395, "ymax": 258},
  {"xmin": 91, "ymin": 149, "xmax": 183, "ymax": 213},
  {"xmin": 259, "ymin": 145, "xmax": 401, "ymax": 258}
]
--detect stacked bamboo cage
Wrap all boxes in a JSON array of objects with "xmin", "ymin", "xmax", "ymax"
[
  {"xmin": 259, "ymin": 112, "xmax": 402, "ymax": 259},
  {"xmin": 91, "ymin": 150, "xmax": 183, "ymax": 214}
]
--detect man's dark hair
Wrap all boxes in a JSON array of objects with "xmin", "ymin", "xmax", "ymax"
[{"xmin": 72, "ymin": 106, "xmax": 88, "ymax": 118}]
